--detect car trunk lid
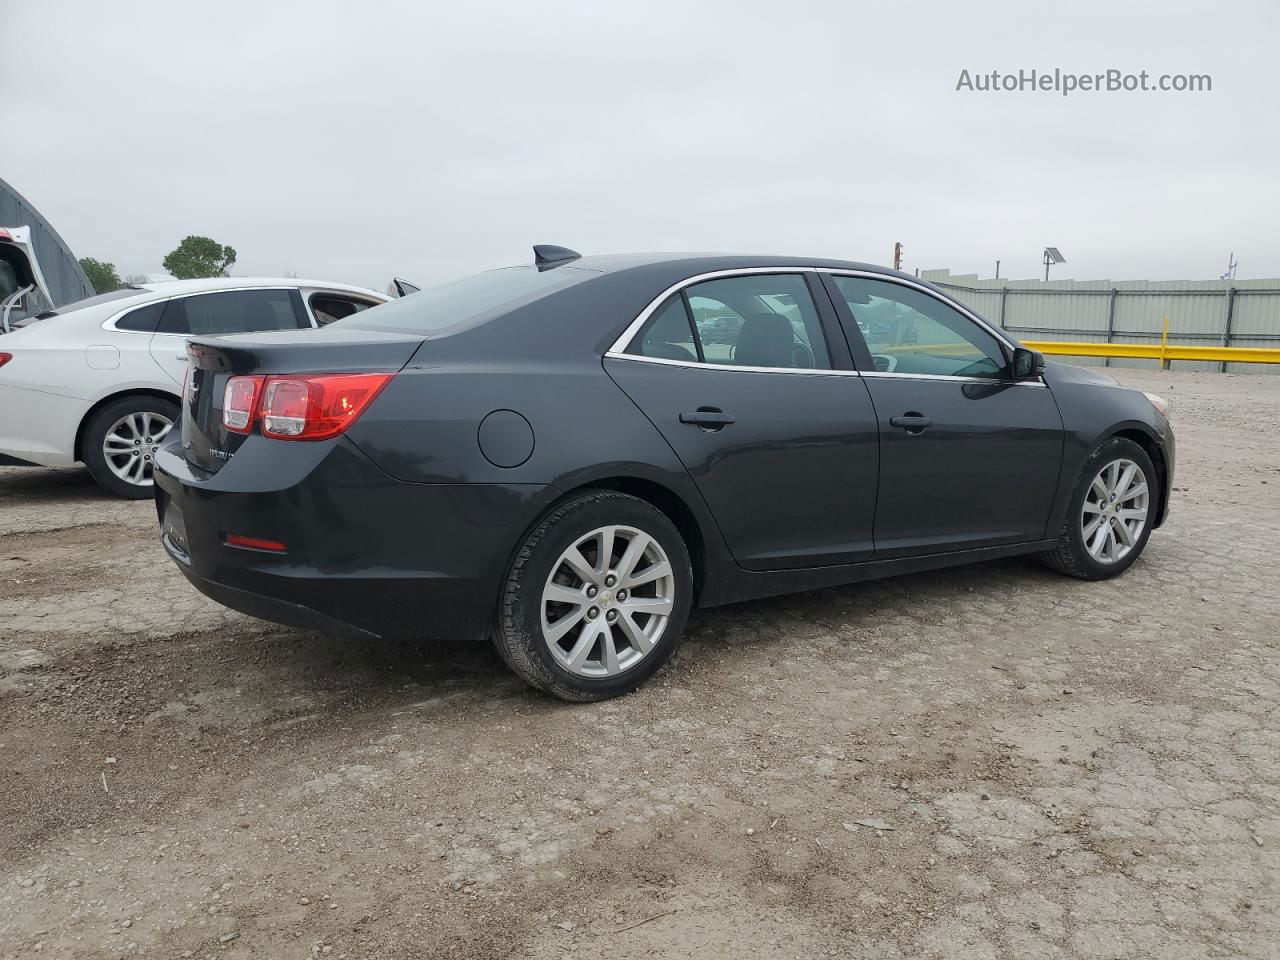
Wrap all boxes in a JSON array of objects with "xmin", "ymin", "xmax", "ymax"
[
  {"xmin": 0, "ymin": 226, "xmax": 54, "ymax": 333},
  {"xmin": 182, "ymin": 327, "xmax": 425, "ymax": 475}
]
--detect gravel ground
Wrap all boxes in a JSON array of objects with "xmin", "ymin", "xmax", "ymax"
[{"xmin": 0, "ymin": 367, "xmax": 1277, "ymax": 960}]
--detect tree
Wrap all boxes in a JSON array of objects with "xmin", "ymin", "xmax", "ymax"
[
  {"xmin": 162, "ymin": 235, "xmax": 237, "ymax": 279},
  {"xmin": 79, "ymin": 257, "xmax": 121, "ymax": 294}
]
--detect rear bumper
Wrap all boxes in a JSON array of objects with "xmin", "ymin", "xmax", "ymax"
[
  {"xmin": 168, "ymin": 562, "xmax": 384, "ymax": 640},
  {"xmin": 154, "ymin": 437, "xmax": 558, "ymax": 641}
]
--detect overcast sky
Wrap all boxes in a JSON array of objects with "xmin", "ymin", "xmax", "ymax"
[{"xmin": 3, "ymin": 0, "xmax": 1277, "ymax": 288}]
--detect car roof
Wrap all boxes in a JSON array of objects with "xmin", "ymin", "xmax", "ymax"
[
  {"xmin": 559, "ymin": 252, "xmax": 907, "ymax": 277},
  {"xmin": 132, "ymin": 276, "xmax": 386, "ymax": 298}
]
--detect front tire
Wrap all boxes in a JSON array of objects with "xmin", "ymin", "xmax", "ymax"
[
  {"xmin": 1039, "ymin": 436, "xmax": 1157, "ymax": 580},
  {"xmin": 493, "ymin": 490, "xmax": 694, "ymax": 702},
  {"xmin": 83, "ymin": 396, "xmax": 178, "ymax": 499}
]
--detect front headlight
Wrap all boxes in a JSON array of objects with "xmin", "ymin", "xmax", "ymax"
[{"xmin": 1143, "ymin": 392, "xmax": 1169, "ymax": 416}]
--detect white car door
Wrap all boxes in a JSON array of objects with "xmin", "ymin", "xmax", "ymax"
[{"xmin": 147, "ymin": 287, "xmax": 308, "ymax": 385}]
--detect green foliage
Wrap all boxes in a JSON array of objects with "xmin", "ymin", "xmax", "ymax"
[
  {"xmin": 161, "ymin": 236, "xmax": 237, "ymax": 280},
  {"xmin": 79, "ymin": 257, "xmax": 121, "ymax": 294}
]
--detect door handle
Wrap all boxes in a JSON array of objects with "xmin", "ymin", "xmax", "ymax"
[
  {"xmin": 679, "ymin": 408, "xmax": 735, "ymax": 429},
  {"xmin": 890, "ymin": 413, "xmax": 932, "ymax": 434}
]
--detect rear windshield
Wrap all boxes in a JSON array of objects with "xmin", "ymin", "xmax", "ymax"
[
  {"xmin": 339, "ymin": 266, "xmax": 595, "ymax": 335},
  {"xmin": 29, "ymin": 287, "xmax": 146, "ymax": 318}
]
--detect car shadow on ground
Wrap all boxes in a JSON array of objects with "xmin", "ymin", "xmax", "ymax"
[
  {"xmin": 0, "ymin": 465, "xmax": 116, "ymax": 503},
  {"xmin": 148, "ymin": 553, "xmax": 1056, "ymax": 724},
  {"xmin": 0, "ymin": 536, "xmax": 1068, "ymax": 855}
]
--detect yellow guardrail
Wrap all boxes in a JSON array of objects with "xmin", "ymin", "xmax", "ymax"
[
  {"xmin": 881, "ymin": 318, "xmax": 1280, "ymax": 368},
  {"xmin": 1023, "ymin": 340, "xmax": 1280, "ymax": 365}
]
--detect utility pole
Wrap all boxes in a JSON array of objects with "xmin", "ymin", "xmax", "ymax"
[
  {"xmin": 893, "ymin": 242, "xmax": 903, "ymax": 271},
  {"xmin": 995, "ymin": 259, "xmax": 1001, "ymax": 279}
]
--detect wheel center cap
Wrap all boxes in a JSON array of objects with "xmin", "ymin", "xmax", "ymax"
[{"xmin": 599, "ymin": 591, "xmax": 613, "ymax": 607}]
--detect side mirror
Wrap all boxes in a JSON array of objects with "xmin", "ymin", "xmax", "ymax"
[{"xmin": 1012, "ymin": 347, "xmax": 1045, "ymax": 380}]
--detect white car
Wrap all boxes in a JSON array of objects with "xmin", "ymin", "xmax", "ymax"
[{"xmin": 0, "ymin": 277, "xmax": 390, "ymax": 497}]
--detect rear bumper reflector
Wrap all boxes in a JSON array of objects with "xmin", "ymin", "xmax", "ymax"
[{"xmin": 225, "ymin": 534, "xmax": 287, "ymax": 553}]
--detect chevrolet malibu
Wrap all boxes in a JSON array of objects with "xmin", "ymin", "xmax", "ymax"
[{"xmin": 155, "ymin": 248, "xmax": 1174, "ymax": 701}]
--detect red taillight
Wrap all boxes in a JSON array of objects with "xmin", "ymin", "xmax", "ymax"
[
  {"xmin": 225, "ymin": 534, "xmax": 287, "ymax": 553},
  {"xmin": 0, "ymin": 352, "xmax": 12, "ymax": 369},
  {"xmin": 222, "ymin": 375, "xmax": 265, "ymax": 433},
  {"xmin": 260, "ymin": 373, "xmax": 393, "ymax": 440}
]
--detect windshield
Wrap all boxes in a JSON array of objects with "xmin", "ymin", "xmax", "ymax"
[{"xmin": 340, "ymin": 266, "xmax": 595, "ymax": 335}]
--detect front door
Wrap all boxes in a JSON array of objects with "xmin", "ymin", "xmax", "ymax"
[
  {"xmin": 825, "ymin": 273, "xmax": 1064, "ymax": 558},
  {"xmin": 606, "ymin": 272, "xmax": 879, "ymax": 570}
]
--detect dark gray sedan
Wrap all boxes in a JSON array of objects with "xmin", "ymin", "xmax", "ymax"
[{"xmin": 155, "ymin": 247, "xmax": 1174, "ymax": 701}]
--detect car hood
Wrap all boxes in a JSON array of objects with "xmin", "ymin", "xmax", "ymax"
[{"xmin": 1042, "ymin": 359, "xmax": 1118, "ymax": 388}]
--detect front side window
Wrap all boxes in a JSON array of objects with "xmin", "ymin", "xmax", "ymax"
[
  {"xmin": 311, "ymin": 294, "xmax": 376, "ymax": 326},
  {"xmin": 157, "ymin": 289, "xmax": 304, "ymax": 336},
  {"xmin": 830, "ymin": 276, "xmax": 1007, "ymax": 379},
  {"xmin": 628, "ymin": 273, "xmax": 830, "ymax": 371}
]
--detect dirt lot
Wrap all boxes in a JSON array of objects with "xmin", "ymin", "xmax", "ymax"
[{"xmin": 1, "ymin": 367, "xmax": 1277, "ymax": 959}]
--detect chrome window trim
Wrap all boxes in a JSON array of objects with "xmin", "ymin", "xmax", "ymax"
[
  {"xmin": 604, "ymin": 352, "xmax": 864, "ymax": 377},
  {"xmin": 860, "ymin": 370, "xmax": 1048, "ymax": 388},
  {"xmin": 604, "ymin": 352, "xmax": 1045, "ymax": 386},
  {"xmin": 100, "ymin": 285, "xmax": 298, "ymax": 333}
]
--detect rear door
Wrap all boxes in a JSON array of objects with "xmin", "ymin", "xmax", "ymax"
[
  {"xmin": 605, "ymin": 271, "xmax": 879, "ymax": 571},
  {"xmin": 148, "ymin": 287, "xmax": 308, "ymax": 384},
  {"xmin": 825, "ymin": 273, "xmax": 1064, "ymax": 558}
]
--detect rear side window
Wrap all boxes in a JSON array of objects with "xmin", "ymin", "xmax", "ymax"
[
  {"xmin": 628, "ymin": 274, "xmax": 831, "ymax": 370},
  {"xmin": 633, "ymin": 296, "xmax": 700, "ymax": 362},
  {"xmin": 157, "ymin": 289, "xmax": 304, "ymax": 336},
  {"xmin": 340, "ymin": 266, "xmax": 593, "ymax": 335},
  {"xmin": 114, "ymin": 301, "xmax": 165, "ymax": 333}
]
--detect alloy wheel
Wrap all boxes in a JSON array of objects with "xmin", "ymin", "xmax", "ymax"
[
  {"xmin": 541, "ymin": 524, "xmax": 676, "ymax": 678},
  {"xmin": 103, "ymin": 411, "xmax": 173, "ymax": 487},
  {"xmin": 1081, "ymin": 457, "xmax": 1149, "ymax": 564}
]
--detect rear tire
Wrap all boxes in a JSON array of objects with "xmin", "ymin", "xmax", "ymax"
[
  {"xmin": 493, "ymin": 490, "xmax": 694, "ymax": 702},
  {"xmin": 1039, "ymin": 436, "xmax": 1157, "ymax": 580},
  {"xmin": 83, "ymin": 395, "xmax": 179, "ymax": 500}
]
